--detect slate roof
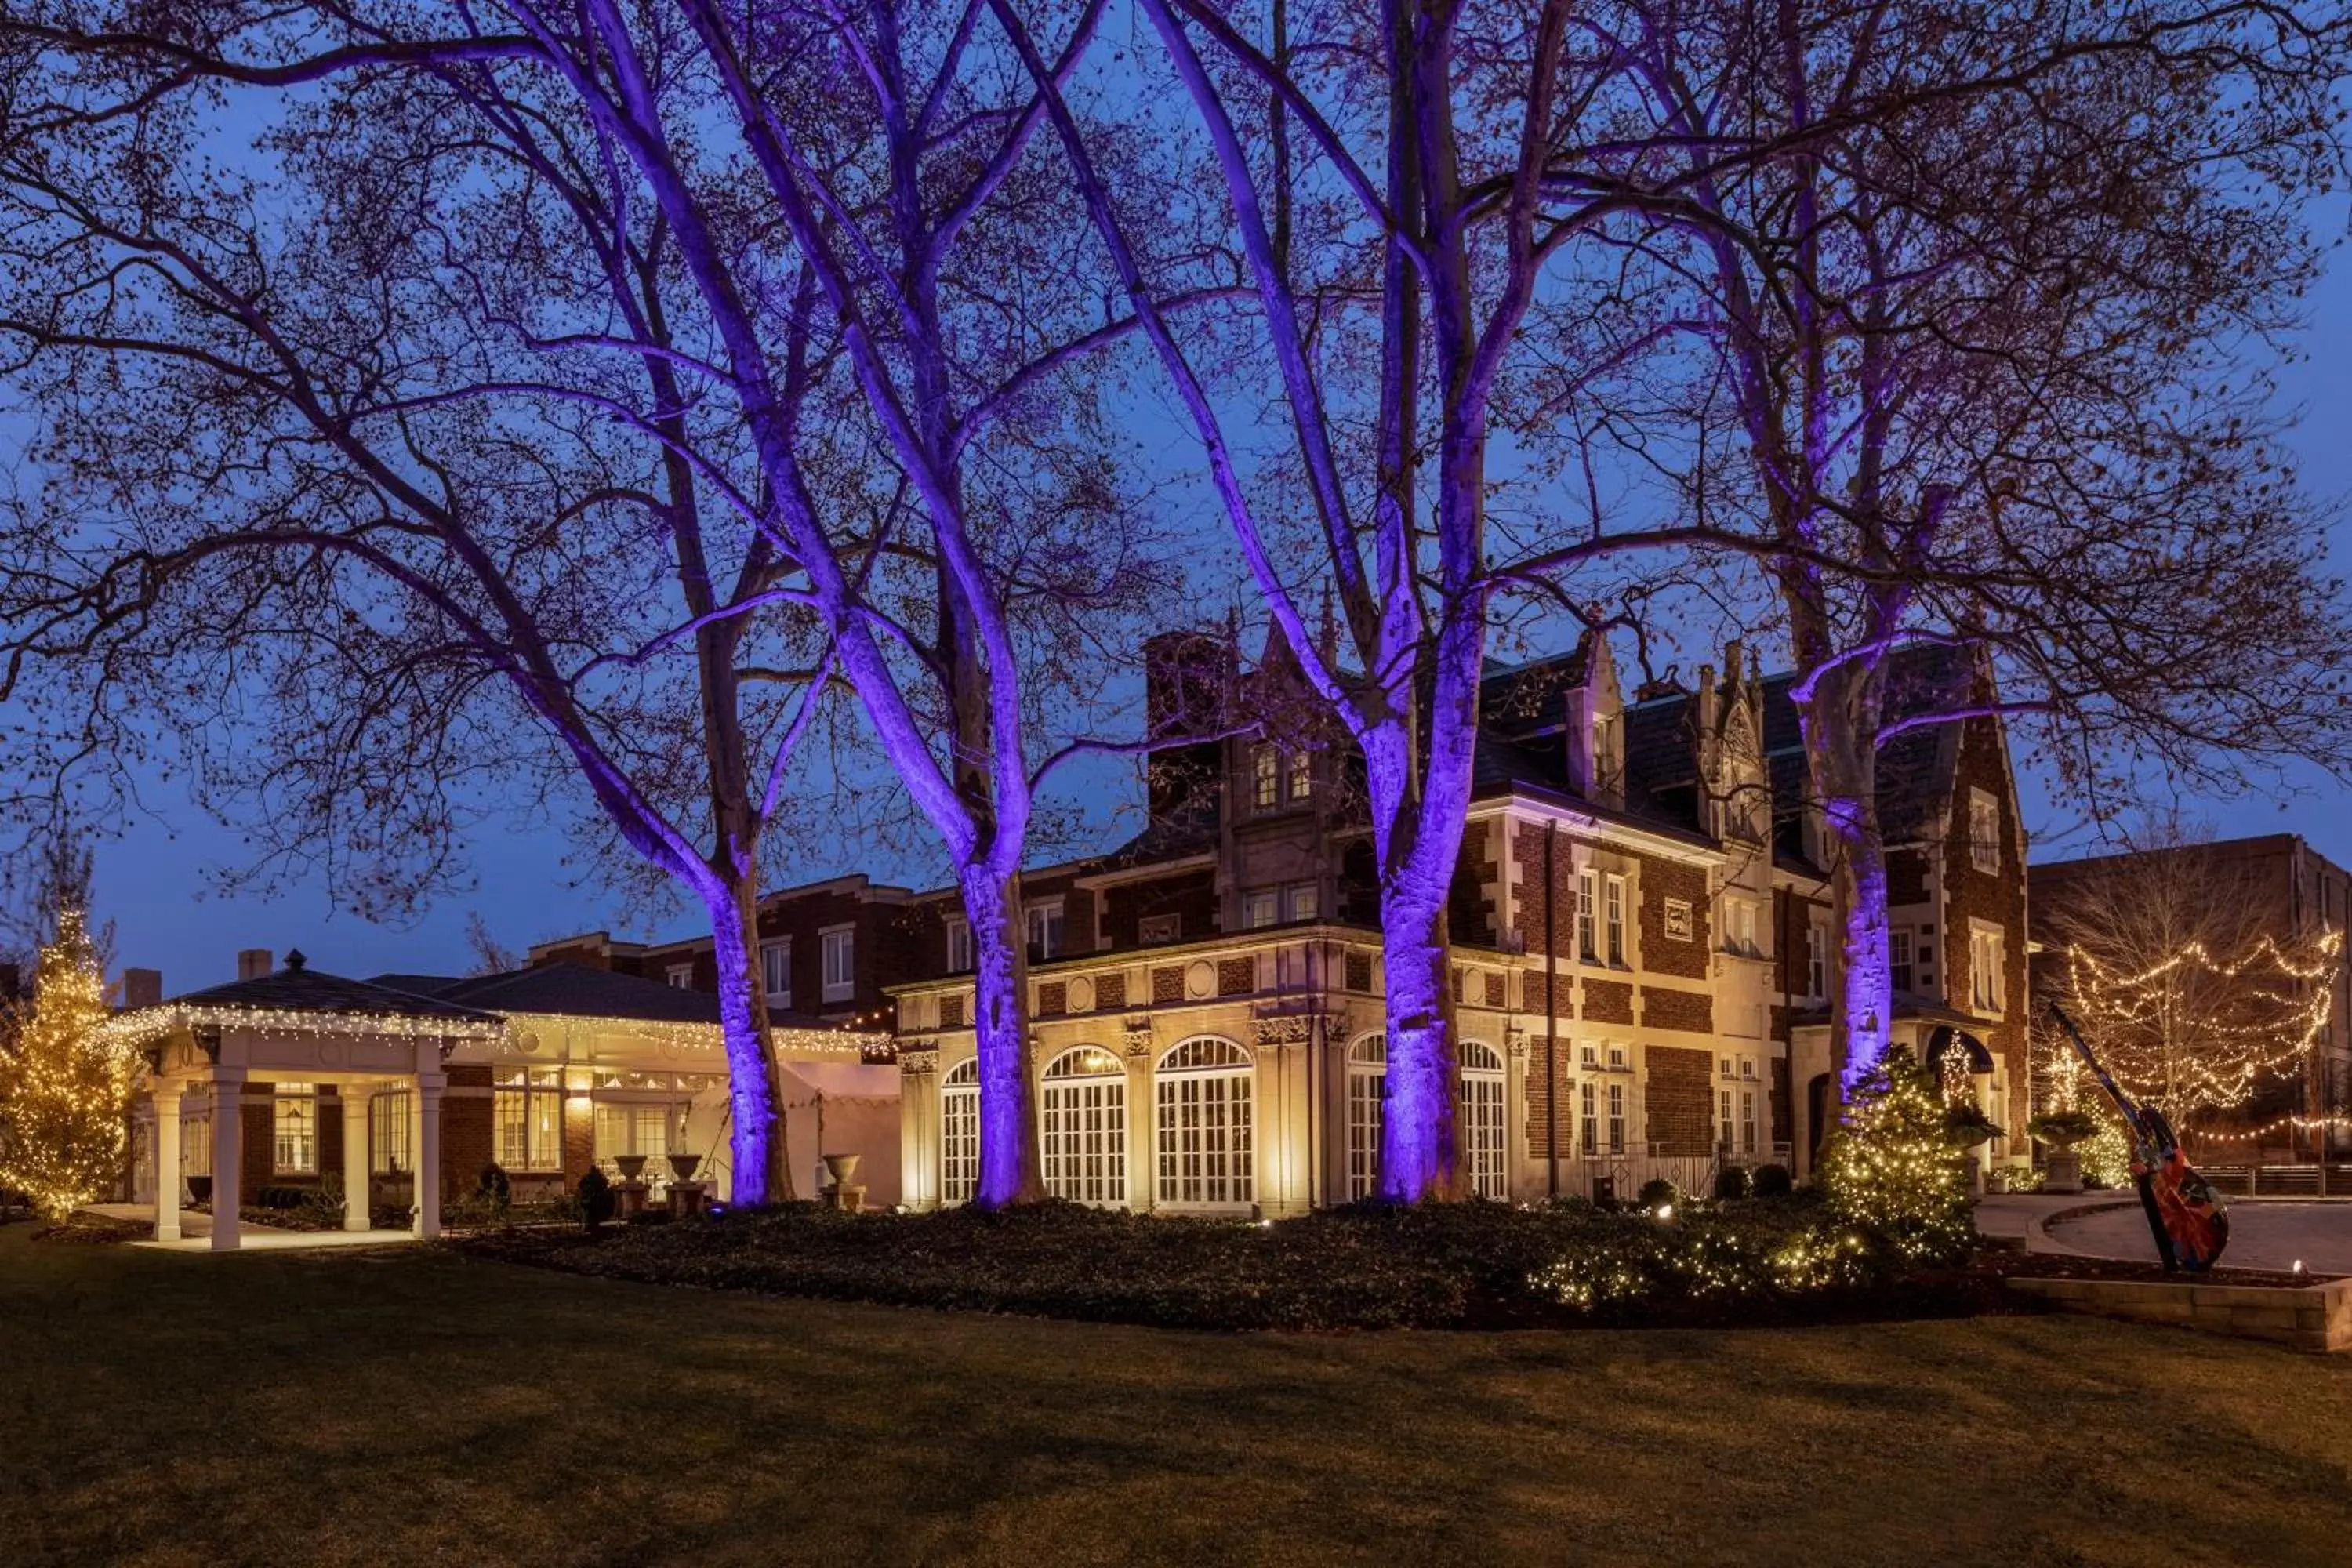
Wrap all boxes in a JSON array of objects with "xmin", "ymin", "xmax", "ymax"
[
  {"xmin": 1758, "ymin": 641, "xmax": 1977, "ymax": 846},
  {"xmin": 376, "ymin": 963, "xmax": 727, "ymax": 1025},
  {"xmin": 158, "ymin": 956, "xmax": 500, "ymax": 1023}
]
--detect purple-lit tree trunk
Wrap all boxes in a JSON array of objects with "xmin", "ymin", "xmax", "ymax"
[{"xmin": 957, "ymin": 866, "xmax": 1043, "ymax": 1202}]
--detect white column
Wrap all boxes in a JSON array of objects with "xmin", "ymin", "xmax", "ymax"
[
  {"xmin": 341, "ymin": 1087, "xmax": 372, "ymax": 1232},
  {"xmin": 413, "ymin": 1072, "xmax": 445, "ymax": 1240},
  {"xmin": 209, "ymin": 1069, "xmax": 246, "ymax": 1252},
  {"xmin": 152, "ymin": 1083, "xmax": 183, "ymax": 1242}
]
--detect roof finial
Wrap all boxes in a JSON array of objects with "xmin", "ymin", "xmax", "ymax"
[{"xmin": 284, "ymin": 949, "xmax": 307, "ymax": 972}]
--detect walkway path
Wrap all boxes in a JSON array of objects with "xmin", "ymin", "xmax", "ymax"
[
  {"xmin": 2045, "ymin": 1200, "xmax": 2352, "ymax": 1274},
  {"xmin": 78, "ymin": 1203, "xmax": 416, "ymax": 1254}
]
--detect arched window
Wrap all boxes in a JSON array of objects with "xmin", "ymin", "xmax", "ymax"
[
  {"xmin": 1346, "ymin": 1033, "xmax": 1386, "ymax": 1200},
  {"xmin": 1041, "ymin": 1047, "xmax": 1127, "ymax": 1207},
  {"xmin": 1156, "ymin": 1036, "xmax": 1254, "ymax": 1210},
  {"xmin": 941, "ymin": 1058, "xmax": 979, "ymax": 1207},
  {"xmin": 1460, "ymin": 1040, "xmax": 1508, "ymax": 1200}
]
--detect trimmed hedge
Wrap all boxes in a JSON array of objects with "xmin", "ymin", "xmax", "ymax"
[{"xmin": 460, "ymin": 1194, "xmax": 1998, "ymax": 1332}]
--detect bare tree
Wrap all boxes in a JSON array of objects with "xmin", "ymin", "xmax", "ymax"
[{"xmin": 1582, "ymin": 0, "xmax": 2352, "ymax": 1086}]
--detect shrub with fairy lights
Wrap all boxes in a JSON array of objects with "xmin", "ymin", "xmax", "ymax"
[
  {"xmin": 0, "ymin": 905, "xmax": 134, "ymax": 1220},
  {"xmin": 1819, "ymin": 1051, "xmax": 1974, "ymax": 1265}
]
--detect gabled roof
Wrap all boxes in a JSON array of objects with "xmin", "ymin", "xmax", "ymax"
[
  {"xmin": 158, "ymin": 954, "xmax": 501, "ymax": 1024},
  {"xmin": 376, "ymin": 962, "xmax": 727, "ymax": 1025}
]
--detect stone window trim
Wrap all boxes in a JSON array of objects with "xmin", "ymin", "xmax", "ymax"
[
  {"xmin": 760, "ymin": 936, "xmax": 792, "ymax": 1007},
  {"xmin": 1969, "ymin": 919, "xmax": 2009, "ymax": 1019},
  {"xmin": 1969, "ymin": 787, "xmax": 2001, "ymax": 875}
]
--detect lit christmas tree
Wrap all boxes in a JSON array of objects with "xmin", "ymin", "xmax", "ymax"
[
  {"xmin": 1820, "ymin": 1052, "xmax": 1973, "ymax": 1265},
  {"xmin": 0, "ymin": 904, "xmax": 132, "ymax": 1219}
]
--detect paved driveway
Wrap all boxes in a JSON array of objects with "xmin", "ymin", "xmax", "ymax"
[{"xmin": 2046, "ymin": 1200, "xmax": 2352, "ymax": 1273}]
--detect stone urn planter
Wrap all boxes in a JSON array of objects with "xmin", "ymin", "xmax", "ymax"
[
  {"xmin": 822, "ymin": 1152, "xmax": 862, "ymax": 1189},
  {"xmin": 822, "ymin": 1153, "xmax": 866, "ymax": 1214},
  {"xmin": 666, "ymin": 1152, "xmax": 702, "ymax": 1184},
  {"xmin": 2029, "ymin": 1112, "xmax": 2097, "ymax": 1195},
  {"xmin": 612, "ymin": 1154, "xmax": 648, "ymax": 1182}
]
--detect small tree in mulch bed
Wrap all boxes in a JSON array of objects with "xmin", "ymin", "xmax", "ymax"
[{"xmin": 1820, "ymin": 1054, "xmax": 1974, "ymax": 1266}]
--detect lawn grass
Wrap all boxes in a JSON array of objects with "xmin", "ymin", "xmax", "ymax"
[{"xmin": 5, "ymin": 1221, "xmax": 2351, "ymax": 1567}]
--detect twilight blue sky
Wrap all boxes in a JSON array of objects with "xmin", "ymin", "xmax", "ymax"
[{"xmin": 52, "ymin": 194, "xmax": 2352, "ymax": 996}]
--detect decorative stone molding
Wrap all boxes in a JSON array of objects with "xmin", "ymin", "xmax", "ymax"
[
  {"xmin": 1122, "ymin": 1017, "xmax": 1156, "ymax": 1057},
  {"xmin": 1251, "ymin": 1012, "xmax": 1341, "ymax": 1047},
  {"xmin": 897, "ymin": 1046, "xmax": 940, "ymax": 1077}
]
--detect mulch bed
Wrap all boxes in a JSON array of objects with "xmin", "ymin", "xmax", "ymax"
[
  {"xmin": 455, "ymin": 1200, "xmax": 2064, "ymax": 1333},
  {"xmin": 1976, "ymin": 1248, "xmax": 2336, "ymax": 1290}
]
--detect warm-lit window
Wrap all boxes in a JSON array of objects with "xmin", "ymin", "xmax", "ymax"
[
  {"xmin": 666, "ymin": 963, "xmax": 692, "ymax": 989},
  {"xmin": 495, "ymin": 1069, "xmax": 564, "ymax": 1171},
  {"xmin": 1605, "ymin": 875, "xmax": 1627, "ymax": 965},
  {"xmin": 1580, "ymin": 1043, "xmax": 1599, "ymax": 1069},
  {"xmin": 760, "ymin": 938, "xmax": 791, "ymax": 1006},
  {"xmin": 1970, "ymin": 789, "xmax": 2000, "ymax": 874},
  {"xmin": 1577, "ymin": 869, "xmax": 1598, "ymax": 960},
  {"xmin": 945, "ymin": 915, "xmax": 974, "ymax": 975},
  {"xmin": 180, "ymin": 1112, "xmax": 211, "ymax": 1179},
  {"xmin": 1243, "ymin": 889, "xmax": 1281, "ymax": 929},
  {"xmin": 1971, "ymin": 925, "xmax": 2006, "ymax": 1014},
  {"xmin": 1724, "ymin": 898, "xmax": 1759, "ymax": 956},
  {"xmin": 821, "ymin": 925, "xmax": 855, "ymax": 1003},
  {"xmin": 1347, "ymin": 1034, "xmax": 1385, "ymax": 1200},
  {"xmin": 593, "ymin": 1102, "xmax": 671, "ymax": 1177},
  {"xmin": 941, "ymin": 1059, "xmax": 979, "ymax": 1205},
  {"xmin": 1578, "ymin": 1080, "xmax": 1597, "ymax": 1156},
  {"xmin": 1288, "ymin": 747, "xmax": 1312, "ymax": 800},
  {"xmin": 1025, "ymin": 900, "xmax": 1065, "ymax": 960},
  {"xmin": 1155, "ymin": 1037, "xmax": 1254, "ymax": 1210},
  {"xmin": 1283, "ymin": 882, "xmax": 1319, "ymax": 923},
  {"xmin": 370, "ymin": 1091, "xmax": 412, "ymax": 1175},
  {"xmin": 1460, "ymin": 1040, "xmax": 1508, "ymax": 1200},
  {"xmin": 1607, "ymin": 1081, "xmax": 1627, "ymax": 1155},
  {"xmin": 1252, "ymin": 745, "xmax": 1279, "ymax": 808},
  {"xmin": 1040, "ymin": 1048, "xmax": 1127, "ymax": 1207},
  {"xmin": 1719, "ymin": 1087, "xmax": 1735, "ymax": 1152},
  {"xmin": 273, "ymin": 1083, "xmax": 318, "ymax": 1174},
  {"xmin": 1741, "ymin": 1091, "xmax": 1759, "ymax": 1155}
]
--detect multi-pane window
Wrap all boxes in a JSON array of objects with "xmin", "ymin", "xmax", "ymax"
[
  {"xmin": 370, "ymin": 1091, "xmax": 412, "ymax": 1175},
  {"xmin": 1252, "ymin": 745, "xmax": 1279, "ymax": 808},
  {"xmin": 1606, "ymin": 1081, "xmax": 1627, "ymax": 1155},
  {"xmin": 1288, "ymin": 747, "xmax": 1312, "ymax": 800},
  {"xmin": 1719, "ymin": 1088, "xmax": 1736, "ymax": 1152},
  {"xmin": 1283, "ymin": 882, "xmax": 1319, "ymax": 923},
  {"xmin": 666, "ymin": 964, "xmax": 692, "ymax": 989},
  {"xmin": 1971, "ymin": 926, "xmax": 2006, "ymax": 1014},
  {"xmin": 1243, "ymin": 889, "xmax": 1281, "ymax": 929},
  {"xmin": 494, "ymin": 1069, "xmax": 564, "ymax": 1171},
  {"xmin": 1579, "ymin": 1080, "xmax": 1598, "ymax": 1156},
  {"xmin": 821, "ymin": 926, "xmax": 855, "ymax": 1003},
  {"xmin": 1577, "ymin": 869, "xmax": 1598, "ymax": 960},
  {"xmin": 1040, "ymin": 1048, "xmax": 1127, "ymax": 1207},
  {"xmin": 1806, "ymin": 922, "xmax": 1829, "ymax": 1000},
  {"xmin": 1890, "ymin": 928, "xmax": 1915, "ymax": 994},
  {"xmin": 1580, "ymin": 1043, "xmax": 1599, "ymax": 1069},
  {"xmin": 760, "ymin": 938, "xmax": 792, "ymax": 1006},
  {"xmin": 180, "ymin": 1112, "xmax": 212, "ymax": 1179},
  {"xmin": 1460, "ymin": 1040, "xmax": 1508, "ymax": 1200},
  {"xmin": 1025, "ymin": 900, "xmax": 1065, "ymax": 961},
  {"xmin": 1724, "ymin": 898, "xmax": 1759, "ymax": 956},
  {"xmin": 1347, "ymin": 1033, "xmax": 1386, "ymax": 1200},
  {"xmin": 1740, "ymin": 1091, "xmax": 1759, "ymax": 1155},
  {"xmin": 1605, "ymin": 875, "xmax": 1628, "ymax": 965},
  {"xmin": 273, "ymin": 1082, "xmax": 318, "ymax": 1174},
  {"xmin": 945, "ymin": 916, "xmax": 974, "ymax": 975},
  {"xmin": 940, "ymin": 1059, "xmax": 980, "ymax": 1206},
  {"xmin": 1155, "ymin": 1037, "xmax": 1254, "ymax": 1210},
  {"xmin": 593, "ymin": 1103, "xmax": 670, "ymax": 1176},
  {"xmin": 1969, "ymin": 789, "xmax": 2000, "ymax": 873}
]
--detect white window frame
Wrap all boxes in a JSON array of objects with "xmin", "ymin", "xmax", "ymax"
[
  {"xmin": 370, "ymin": 1090, "xmax": 412, "ymax": 1176},
  {"xmin": 1154, "ymin": 1036, "xmax": 1254, "ymax": 1211},
  {"xmin": 1969, "ymin": 787, "xmax": 2001, "ymax": 874},
  {"xmin": 494, "ymin": 1069, "xmax": 564, "ymax": 1172},
  {"xmin": 1460, "ymin": 1040, "xmax": 1508, "ymax": 1200},
  {"xmin": 1025, "ymin": 898, "xmax": 1065, "ymax": 961},
  {"xmin": 940, "ymin": 1059, "xmax": 980, "ymax": 1206},
  {"xmin": 1243, "ymin": 888, "xmax": 1281, "ymax": 930},
  {"xmin": 1578, "ymin": 1079, "xmax": 1598, "ymax": 1156},
  {"xmin": 1283, "ymin": 881, "xmax": 1319, "ymax": 924},
  {"xmin": 1719, "ymin": 1087, "xmax": 1736, "ymax": 1153},
  {"xmin": 820, "ymin": 924, "xmax": 855, "ymax": 1004},
  {"xmin": 273, "ymin": 1082, "xmax": 318, "ymax": 1175},
  {"xmin": 1970, "ymin": 920, "xmax": 2007, "ymax": 1017},
  {"xmin": 1741, "ymin": 1089, "xmax": 1759, "ymax": 1156},
  {"xmin": 944, "ymin": 915, "xmax": 974, "ymax": 975},
  {"xmin": 1040, "ymin": 1047, "xmax": 1127, "ymax": 1207},
  {"xmin": 666, "ymin": 962, "xmax": 693, "ymax": 989},
  {"xmin": 1346, "ymin": 1033, "xmax": 1386, "ymax": 1200},
  {"xmin": 1605, "ymin": 874, "xmax": 1628, "ymax": 966},
  {"xmin": 760, "ymin": 937, "xmax": 792, "ymax": 1007},
  {"xmin": 1724, "ymin": 897, "xmax": 1759, "ymax": 957},
  {"xmin": 1577, "ymin": 868, "xmax": 1598, "ymax": 961},
  {"xmin": 1606, "ymin": 1080, "xmax": 1627, "ymax": 1156},
  {"xmin": 1889, "ymin": 927, "xmax": 1914, "ymax": 995}
]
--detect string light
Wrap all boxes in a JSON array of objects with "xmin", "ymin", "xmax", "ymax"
[
  {"xmin": 0, "ymin": 906, "xmax": 136, "ymax": 1220},
  {"xmin": 1819, "ymin": 1052, "xmax": 1973, "ymax": 1264},
  {"xmin": 100, "ymin": 1005, "xmax": 505, "ymax": 1051}
]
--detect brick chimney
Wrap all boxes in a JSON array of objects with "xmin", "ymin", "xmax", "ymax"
[
  {"xmin": 122, "ymin": 967, "xmax": 163, "ymax": 1010},
  {"xmin": 237, "ymin": 949, "xmax": 274, "ymax": 982}
]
